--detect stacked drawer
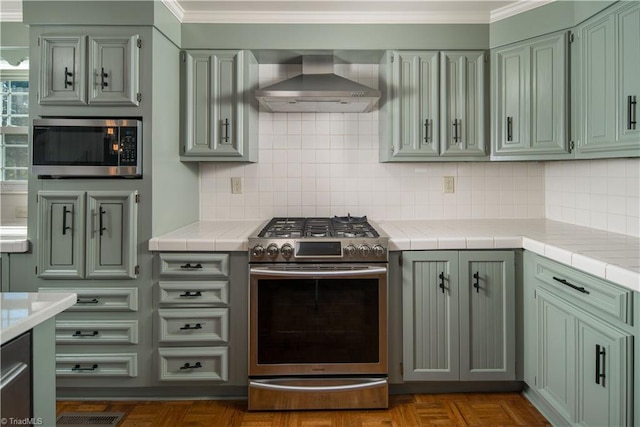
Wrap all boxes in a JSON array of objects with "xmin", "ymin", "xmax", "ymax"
[
  {"xmin": 39, "ymin": 287, "xmax": 140, "ymax": 380},
  {"xmin": 156, "ymin": 253, "xmax": 230, "ymax": 382}
]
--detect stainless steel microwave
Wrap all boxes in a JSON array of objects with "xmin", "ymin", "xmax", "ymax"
[{"xmin": 32, "ymin": 118, "xmax": 142, "ymax": 178}]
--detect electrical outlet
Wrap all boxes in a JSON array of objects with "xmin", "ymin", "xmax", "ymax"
[
  {"xmin": 443, "ymin": 176, "xmax": 455, "ymax": 194},
  {"xmin": 231, "ymin": 177, "xmax": 243, "ymax": 194},
  {"xmin": 15, "ymin": 206, "xmax": 28, "ymax": 218}
]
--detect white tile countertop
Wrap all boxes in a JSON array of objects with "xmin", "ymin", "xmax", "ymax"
[
  {"xmin": 149, "ymin": 219, "xmax": 640, "ymax": 292},
  {"xmin": 0, "ymin": 292, "xmax": 77, "ymax": 344},
  {"xmin": 0, "ymin": 225, "xmax": 29, "ymax": 253}
]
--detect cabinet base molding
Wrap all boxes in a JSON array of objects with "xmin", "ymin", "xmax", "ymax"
[{"xmin": 522, "ymin": 386, "xmax": 573, "ymax": 427}]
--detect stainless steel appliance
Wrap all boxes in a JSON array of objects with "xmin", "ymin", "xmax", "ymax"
[
  {"xmin": 248, "ymin": 216, "xmax": 389, "ymax": 411},
  {"xmin": 32, "ymin": 118, "xmax": 142, "ymax": 177},
  {"xmin": 1, "ymin": 332, "xmax": 32, "ymax": 422}
]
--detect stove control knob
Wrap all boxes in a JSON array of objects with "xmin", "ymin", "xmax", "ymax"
[
  {"xmin": 281, "ymin": 243, "xmax": 293, "ymax": 258},
  {"xmin": 372, "ymin": 245, "xmax": 385, "ymax": 257},
  {"xmin": 266, "ymin": 244, "xmax": 280, "ymax": 258},
  {"xmin": 359, "ymin": 244, "xmax": 371, "ymax": 257},
  {"xmin": 344, "ymin": 245, "xmax": 357, "ymax": 257},
  {"xmin": 252, "ymin": 245, "xmax": 265, "ymax": 258}
]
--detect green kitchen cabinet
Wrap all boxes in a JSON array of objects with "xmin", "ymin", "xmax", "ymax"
[
  {"xmin": 37, "ymin": 190, "xmax": 138, "ymax": 279},
  {"xmin": 39, "ymin": 32, "xmax": 140, "ymax": 106},
  {"xmin": 180, "ymin": 50, "xmax": 258, "ymax": 162},
  {"xmin": 492, "ymin": 31, "xmax": 572, "ymax": 160},
  {"xmin": 402, "ymin": 251, "xmax": 515, "ymax": 381},
  {"xmin": 575, "ymin": 1, "xmax": 640, "ymax": 158},
  {"xmin": 379, "ymin": 51, "xmax": 487, "ymax": 162}
]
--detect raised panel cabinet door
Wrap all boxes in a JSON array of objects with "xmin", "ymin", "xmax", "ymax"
[
  {"xmin": 536, "ymin": 287, "xmax": 577, "ymax": 423},
  {"xmin": 37, "ymin": 191, "xmax": 85, "ymax": 278},
  {"xmin": 617, "ymin": 2, "xmax": 640, "ymax": 148},
  {"xmin": 39, "ymin": 35, "xmax": 86, "ymax": 105},
  {"xmin": 88, "ymin": 34, "xmax": 140, "ymax": 105},
  {"xmin": 182, "ymin": 51, "xmax": 214, "ymax": 156},
  {"xmin": 85, "ymin": 191, "xmax": 138, "ymax": 279},
  {"xmin": 440, "ymin": 51, "xmax": 486, "ymax": 157},
  {"xmin": 458, "ymin": 251, "xmax": 515, "ymax": 381},
  {"xmin": 575, "ymin": 315, "xmax": 631, "ymax": 427},
  {"xmin": 580, "ymin": 12, "xmax": 617, "ymax": 153},
  {"xmin": 402, "ymin": 251, "xmax": 459, "ymax": 381},
  {"xmin": 529, "ymin": 32, "xmax": 570, "ymax": 154}
]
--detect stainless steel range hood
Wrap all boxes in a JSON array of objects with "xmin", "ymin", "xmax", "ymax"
[{"xmin": 255, "ymin": 56, "xmax": 380, "ymax": 113}]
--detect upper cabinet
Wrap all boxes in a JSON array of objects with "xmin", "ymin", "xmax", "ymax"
[
  {"xmin": 492, "ymin": 31, "xmax": 572, "ymax": 160},
  {"xmin": 379, "ymin": 50, "xmax": 488, "ymax": 162},
  {"xmin": 39, "ymin": 33, "xmax": 140, "ymax": 106},
  {"xmin": 180, "ymin": 50, "xmax": 258, "ymax": 162},
  {"xmin": 574, "ymin": 1, "xmax": 640, "ymax": 158}
]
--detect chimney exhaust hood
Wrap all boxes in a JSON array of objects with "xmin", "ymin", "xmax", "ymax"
[{"xmin": 254, "ymin": 55, "xmax": 380, "ymax": 113}]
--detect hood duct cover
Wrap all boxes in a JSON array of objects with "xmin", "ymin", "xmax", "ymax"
[{"xmin": 255, "ymin": 55, "xmax": 381, "ymax": 113}]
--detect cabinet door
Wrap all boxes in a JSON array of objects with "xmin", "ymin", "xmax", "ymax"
[
  {"xmin": 617, "ymin": 3, "xmax": 640, "ymax": 147},
  {"xmin": 88, "ymin": 34, "xmax": 140, "ymax": 105},
  {"xmin": 536, "ymin": 287, "xmax": 576, "ymax": 423},
  {"xmin": 402, "ymin": 251, "xmax": 459, "ymax": 381},
  {"xmin": 39, "ymin": 35, "xmax": 86, "ymax": 105},
  {"xmin": 459, "ymin": 251, "xmax": 515, "ymax": 381},
  {"xmin": 440, "ymin": 51, "xmax": 486, "ymax": 157},
  {"xmin": 575, "ymin": 315, "xmax": 631, "ymax": 427},
  {"xmin": 86, "ymin": 191, "xmax": 138, "ymax": 279},
  {"xmin": 37, "ymin": 191, "xmax": 85, "ymax": 278}
]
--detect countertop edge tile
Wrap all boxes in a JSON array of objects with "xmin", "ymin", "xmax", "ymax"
[{"xmin": 605, "ymin": 264, "xmax": 640, "ymax": 292}]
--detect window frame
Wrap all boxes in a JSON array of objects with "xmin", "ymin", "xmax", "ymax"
[{"xmin": 0, "ymin": 68, "xmax": 29, "ymax": 192}]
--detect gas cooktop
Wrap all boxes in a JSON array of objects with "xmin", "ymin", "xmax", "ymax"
[{"xmin": 249, "ymin": 216, "xmax": 388, "ymax": 263}]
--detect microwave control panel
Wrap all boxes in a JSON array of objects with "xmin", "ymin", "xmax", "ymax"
[{"xmin": 119, "ymin": 127, "xmax": 138, "ymax": 166}]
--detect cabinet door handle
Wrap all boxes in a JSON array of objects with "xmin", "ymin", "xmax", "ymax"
[
  {"xmin": 452, "ymin": 119, "xmax": 459, "ymax": 142},
  {"xmin": 439, "ymin": 272, "xmax": 445, "ymax": 293},
  {"xmin": 552, "ymin": 276, "xmax": 590, "ymax": 294},
  {"xmin": 423, "ymin": 119, "xmax": 431, "ymax": 143},
  {"xmin": 222, "ymin": 118, "xmax": 230, "ymax": 143},
  {"xmin": 473, "ymin": 272, "xmax": 480, "ymax": 293},
  {"xmin": 507, "ymin": 116, "xmax": 513, "ymax": 141},
  {"xmin": 180, "ymin": 323, "xmax": 202, "ymax": 330},
  {"xmin": 72, "ymin": 364, "xmax": 98, "ymax": 371},
  {"xmin": 72, "ymin": 330, "xmax": 99, "ymax": 337},
  {"xmin": 76, "ymin": 298, "xmax": 99, "ymax": 304},
  {"xmin": 628, "ymin": 95, "xmax": 637, "ymax": 130},
  {"xmin": 101, "ymin": 67, "xmax": 109, "ymax": 88},
  {"xmin": 64, "ymin": 66, "xmax": 73, "ymax": 88},
  {"xmin": 179, "ymin": 291, "xmax": 203, "ymax": 297},
  {"xmin": 179, "ymin": 362, "xmax": 203, "ymax": 370},
  {"xmin": 99, "ymin": 207, "xmax": 107, "ymax": 236},
  {"xmin": 62, "ymin": 206, "xmax": 72, "ymax": 235},
  {"xmin": 595, "ymin": 344, "xmax": 606, "ymax": 387},
  {"xmin": 180, "ymin": 263, "xmax": 203, "ymax": 269}
]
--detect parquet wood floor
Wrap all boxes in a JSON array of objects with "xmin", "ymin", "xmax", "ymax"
[{"xmin": 57, "ymin": 392, "xmax": 550, "ymax": 426}]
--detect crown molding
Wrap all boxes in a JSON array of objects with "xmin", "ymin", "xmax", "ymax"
[
  {"xmin": 0, "ymin": 0, "xmax": 23, "ymax": 22},
  {"xmin": 160, "ymin": 0, "xmax": 186, "ymax": 22},
  {"xmin": 490, "ymin": 0, "xmax": 556, "ymax": 23}
]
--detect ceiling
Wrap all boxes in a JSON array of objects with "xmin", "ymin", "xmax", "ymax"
[{"xmin": 1, "ymin": 0, "xmax": 555, "ymax": 24}]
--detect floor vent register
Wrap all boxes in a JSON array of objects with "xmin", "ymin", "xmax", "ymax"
[{"xmin": 56, "ymin": 412, "xmax": 124, "ymax": 427}]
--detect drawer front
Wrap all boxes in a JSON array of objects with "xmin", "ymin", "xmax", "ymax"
[
  {"xmin": 534, "ymin": 256, "xmax": 632, "ymax": 325},
  {"xmin": 158, "ymin": 347, "xmax": 228, "ymax": 382},
  {"xmin": 56, "ymin": 320, "xmax": 138, "ymax": 344},
  {"xmin": 158, "ymin": 308, "xmax": 229, "ymax": 344},
  {"xmin": 158, "ymin": 281, "xmax": 229, "ymax": 306},
  {"xmin": 56, "ymin": 353, "xmax": 138, "ymax": 377},
  {"xmin": 158, "ymin": 253, "xmax": 229, "ymax": 278},
  {"xmin": 39, "ymin": 287, "xmax": 138, "ymax": 312}
]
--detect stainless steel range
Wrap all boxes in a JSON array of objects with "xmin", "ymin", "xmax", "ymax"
[{"xmin": 248, "ymin": 216, "xmax": 389, "ymax": 411}]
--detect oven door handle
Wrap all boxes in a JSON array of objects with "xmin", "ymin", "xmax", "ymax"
[
  {"xmin": 249, "ymin": 378, "xmax": 387, "ymax": 392},
  {"xmin": 250, "ymin": 266, "xmax": 387, "ymax": 277}
]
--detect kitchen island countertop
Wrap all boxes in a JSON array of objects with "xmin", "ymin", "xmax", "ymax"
[
  {"xmin": 0, "ymin": 225, "xmax": 28, "ymax": 253},
  {"xmin": 149, "ymin": 219, "xmax": 639, "ymax": 292}
]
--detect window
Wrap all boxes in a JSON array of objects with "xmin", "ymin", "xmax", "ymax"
[{"xmin": 1, "ymin": 67, "xmax": 29, "ymax": 182}]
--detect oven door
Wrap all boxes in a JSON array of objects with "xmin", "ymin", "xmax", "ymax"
[{"xmin": 249, "ymin": 264, "xmax": 388, "ymax": 377}]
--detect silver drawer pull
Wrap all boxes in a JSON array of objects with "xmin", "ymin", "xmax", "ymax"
[
  {"xmin": 72, "ymin": 364, "xmax": 98, "ymax": 371},
  {"xmin": 179, "ymin": 291, "xmax": 202, "ymax": 297},
  {"xmin": 552, "ymin": 276, "xmax": 590, "ymax": 294},
  {"xmin": 179, "ymin": 362, "xmax": 202, "ymax": 370},
  {"xmin": 180, "ymin": 323, "xmax": 202, "ymax": 330},
  {"xmin": 72, "ymin": 330, "xmax": 99, "ymax": 337}
]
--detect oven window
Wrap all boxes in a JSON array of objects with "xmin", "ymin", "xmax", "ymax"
[{"xmin": 257, "ymin": 278, "xmax": 379, "ymax": 364}]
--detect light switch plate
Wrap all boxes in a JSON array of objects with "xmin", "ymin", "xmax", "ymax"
[
  {"xmin": 231, "ymin": 177, "xmax": 243, "ymax": 194},
  {"xmin": 443, "ymin": 176, "xmax": 455, "ymax": 193}
]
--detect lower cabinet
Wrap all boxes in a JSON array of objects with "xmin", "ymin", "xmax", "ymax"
[
  {"xmin": 402, "ymin": 250, "xmax": 515, "ymax": 381},
  {"xmin": 524, "ymin": 252, "xmax": 633, "ymax": 426}
]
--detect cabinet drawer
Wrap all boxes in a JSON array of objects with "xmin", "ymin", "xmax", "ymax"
[
  {"xmin": 56, "ymin": 353, "xmax": 137, "ymax": 377},
  {"xmin": 158, "ymin": 347, "xmax": 228, "ymax": 382},
  {"xmin": 158, "ymin": 253, "xmax": 229, "ymax": 278},
  {"xmin": 39, "ymin": 287, "xmax": 138, "ymax": 312},
  {"xmin": 56, "ymin": 320, "xmax": 138, "ymax": 344},
  {"xmin": 158, "ymin": 281, "xmax": 229, "ymax": 306},
  {"xmin": 158, "ymin": 309, "xmax": 229, "ymax": 344},
  {"xmin": 534, "ymin": 256, "xmax": 633, "ymax": 325}
]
